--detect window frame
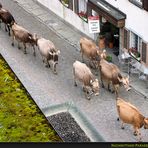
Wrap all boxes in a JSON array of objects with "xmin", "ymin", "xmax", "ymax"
[
  {"xmin": 129, "ymin": 31, "xmax": 142, "ymax": 61},
  {"xmin": 129, "ymin": 0, "xmax": 143, "ymax": 9},
  {"xmin": 141, "ymin": 41, "xmax": 147, "ymax": 63}
]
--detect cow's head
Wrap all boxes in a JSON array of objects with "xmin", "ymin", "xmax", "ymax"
[
  {"xmin": 90, "ymin": 79, "xmax": 99, "ymax": 96},
  {"xmin": 144, "ymin": 118, "xmax": 148, "ymax": 129},
  {"xmin": 97, "ymin": 49, "xmax": 107, "ymax": 60},
  {"xmin": 117, "ymin": 75, "xmax": 131, "ymax": 91},
  {"xmin": 49, "ymin": 50, "xmax": 60, "ymax": 74}
]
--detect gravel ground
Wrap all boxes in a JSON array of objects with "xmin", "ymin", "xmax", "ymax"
[{"xmin": 47, "ymin": 112, "xmax": 91, "ymax": 142}]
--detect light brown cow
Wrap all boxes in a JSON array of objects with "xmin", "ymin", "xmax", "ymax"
[
  {"xmin": 79, "ymin": 37, "xmax": 107, "ymax": 68},
  {"xmin": 11, "ymin": 22, "xmax": 37, "ymax": 56},
  {"xmin": 99, "ymin": 58, "xmax": 131, "ymax": 97},
  {"xmin": 37, "ymin": 37, "xmax": 60, "ymax": 74},
  {"xmin": 116, "ymin": 97, "xmax": 148, "ymax": 142},
  {"xmin": 73, "ymin": 60, "xmax": 99, "ymax": 100}
]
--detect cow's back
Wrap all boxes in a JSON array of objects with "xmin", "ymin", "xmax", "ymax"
[
  {"xmin": 100, "ymin": 59, "xmax": 120, "ymax": 83},
  {"xmin": 37, "ymin": 38, "xmax": 56, "ymax": 57},
  {"xmin": 80, "ymin": 37, "xmax": 97, "ymax": 58},
  {"xmin": 73, "ymin": 61, "xmax": 93, "ymax": 85},
  {"xmin": 117, "ymin": 98, "xmax": 143, "ymax": 126},
  {"xmin": 12, "ymin": 23, "xmax": 31, "ymax": 42}
]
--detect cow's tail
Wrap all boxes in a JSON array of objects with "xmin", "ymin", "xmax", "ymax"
[{"xmin": 79, "ymin": 41, "xmax": 82, "ymax": 53}]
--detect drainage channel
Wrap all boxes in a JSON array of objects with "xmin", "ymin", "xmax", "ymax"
[{"xmin": 42, "ymin": 102, "xmax": 105, "ymax": 142}]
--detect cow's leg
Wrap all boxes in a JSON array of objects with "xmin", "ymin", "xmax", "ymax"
[
  {"xmin": 32, "ymin": 46, "xmax": 36, "ymax": 56},
  {"xmin": 100, "ymin": 77, "xmax": 105, "ymax": 88},
  {"xmin": 40, "ymin": 54, "xmax": 45, "ymax": 63},
  {"xmin": 0, "ymin": 20, "xmax": 1, "ymax": 28},
  {"xmin": 23, "ymin": 43, "xmax": 27, "ymax": 54},
  {"xmin": 121, "ymin": 121, "xmax": 125, "ymax": 129},
  {"xmin": 133, "ymin": 126, "xmax": 142, "ymax": 142},
  {"xmin": 73, "ymin": 68, "xmax": 77, "ymax": 86},
  {"xmin": 108, "ymin": 82, "xmax": 111, "ymax": 92},
  {"xmin": 113, "ymin": 85, "xmax": 119, "ymax": 97},
  {"xmin": 11, "ymin": 34, "xmax": 15, "ymax": 47},
  {"xmin": 53, "ymin": 63, "xmax": 57, "ymax": 75},
  {"xmin": 81, "ymin": 52, "xmax": 84, "ymax": 63},
  {"xmin": 84, "ymin": 90, "xmax": 91, "ymax": 100},
  {"xmin": 5, "ymin": 24, "xmax": 8, "ymax": 32},
  {"xmin": 17, "ymin": 42, "xmax": 21, "ymax": 49},
  {"xmin": 45, "ymin": 59, "xmax": 50, "ymax": 68},
  {"xmin": 7, "ymin": 25, "xmax": 10, "ymax": 36}
]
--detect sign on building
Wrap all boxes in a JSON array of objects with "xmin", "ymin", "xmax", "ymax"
[{"xmin": 88, "ymin": 16, "xmax": 100, "ymax": 34}]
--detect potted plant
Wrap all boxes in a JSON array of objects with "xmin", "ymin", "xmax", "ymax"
[
  {"xmin": 106, "ymin": 55, "xmax": 112, "ymax": 62},
  {"xmin": 78, "ymin": 11, "xmax": 87, "ymax": 22}
]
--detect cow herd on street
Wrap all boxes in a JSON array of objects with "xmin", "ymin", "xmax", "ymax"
[{"xmin": 0, "ymin": 2, "xmax": 148, "ymax": 142}]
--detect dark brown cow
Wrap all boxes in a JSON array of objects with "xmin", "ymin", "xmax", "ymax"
[{"xmin": 0, "ymin": 6, "xmax": 15, "ymax": 36}]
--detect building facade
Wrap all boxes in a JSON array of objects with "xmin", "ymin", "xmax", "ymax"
[{"xmin": 37, "ymin": 0, "xmax": 148, "ymax": 71}]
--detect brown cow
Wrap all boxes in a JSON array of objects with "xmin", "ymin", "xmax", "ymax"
[
  {"xmin": 116, "ymin": 97, "xmax": 148, "ymax": 142},
  {"xmin": 99, "ymin": 57, "xmax": 131, "ymax": 97},
  {"xmin": 0, "ymin": 6, "xmax": 15, "ymax": 36},
  {"xmin": 11, "ymin": 22, "xmax": 37, "ymax": 56},
  {"xmin": 79, "ymin": 37, "xmax": 107, "ymax": 68},
  {"xmin": 73, "ymin": 60, "xmax": 99, "ymax": 100}
]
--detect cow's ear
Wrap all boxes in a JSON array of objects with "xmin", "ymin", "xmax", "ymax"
[
  {"xmin": 95, "ymin": 79, "xmax": 98, "ymax": 82},
  {"xmin": 90, "ymin": 80, "xmax": 93, "ymax": 84},
  {"xmin": 57, "ymin": 50, "xmax": 60, "ymax": 54},
  {"xmin": 117, "ymin": 76, "xmax": 122, "ymax": 82}
]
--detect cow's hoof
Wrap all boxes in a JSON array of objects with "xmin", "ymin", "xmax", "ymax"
[
  {"xmin": 117, "ymin": 118, "xmax": 120, "ymax": 121},
  {"xmin": 121, "ymin": 127, "xmax": 125, "ymax": 130},
  {"xmin": 102, "ymin": 85, "xmax": 104, "ymax": 88},
  {"xmin": 112, "ymin": 91, "xmax": 115, "ymax": 94},
  {"xmin": 74, "ymin": 83, "xmax": 77, "ymax": 87},
  {"xmin": 18, "ymin": 47, "xmax": 21, "ymax": 50},
  {"xmin": 11, "ymin": 43, "xmax": 14, "ymax": 46},
  {"xmin": 24, "ymin": 52, "xmax": 27, "ymax": 54},
  {"xmin": 54, "ymin": 71, "xmax": 57, "ymax": 75},
  {"xmin": 108, "ymin": 89, "xmax": 111, "ymax": 92},
  {"xmin": 87, "ymin": 97, "xmax": 91, "ymax": 100},
  {"xmin": 134, "ymin": 132, "xmax": 137, "ymax": 136}
]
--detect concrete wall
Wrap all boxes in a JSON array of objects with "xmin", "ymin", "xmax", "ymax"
[
  {"xmin": 37, "ymin": 0, "xmax": 95, "ymax": 39},
  {"xmin": 105, "ymin": 0, "xmax": 148, "ymax": 43}
]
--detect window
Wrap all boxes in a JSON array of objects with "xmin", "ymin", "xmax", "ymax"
[
  {"xmin": 129, "ymin": 32, "xmax": 142, "ymax": 61},
  {"xmin": 60, "ymin": 0, "xmax": 69, "ymax": 7},
  {"xmin": 77, "ymin": 0, "xmax": 88, "ymax": 22},
  {"xmin": 60, "ymin": 0, "xmax": 73, "ymax": 10},
  {"xmin": 143, "ymin": 0, "xmax": 148, "ymax": 11},
  {"xmin": 142, "ymin": 42, "xmax": 147, "ymax": 63},
  {"xmin": 123, "ymin": 29, "xmax": 129, "ymax": 49}
]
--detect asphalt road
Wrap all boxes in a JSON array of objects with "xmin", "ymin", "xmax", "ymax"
[{"xmin": 0, "ymin": 0, "xmax": 148, "ymax": 142}]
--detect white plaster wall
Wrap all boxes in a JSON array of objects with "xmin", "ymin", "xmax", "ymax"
[
  {"xmin": 105, "ymin": 0, "xmax": 148, "ymax": 42},
  {"xmin": 37, "ymin": 0, "xmax": 94, "ymax": 39}
]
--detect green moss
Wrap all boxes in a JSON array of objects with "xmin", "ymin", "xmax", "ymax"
[{"xmin": 0, "ymin": 55, "xmax": 62, "ymax": 142}]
